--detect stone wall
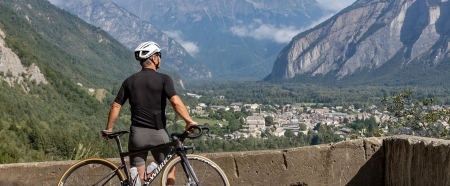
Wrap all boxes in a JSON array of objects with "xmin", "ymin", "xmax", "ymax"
[
  {"xmin": 0, "ymin": 135, "xmax": 447, "ymax": 185},
  {"xmin": 384, "ymin": 136, "xmax": 450, "ymax": 186}
]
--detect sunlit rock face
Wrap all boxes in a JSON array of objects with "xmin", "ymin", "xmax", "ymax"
[{"xmin": 267, "ymin": 0, "xmax": 450, "ymax": 81}]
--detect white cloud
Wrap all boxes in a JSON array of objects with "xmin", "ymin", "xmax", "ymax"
[
  {"xmin": 163, "ymin": 30, "xmax": 200, "ymax": 56},
  {"xmin": 230, "ymin": 19, "xmax": 302, "ymax": 44},
  {"xmin": 316, "ymin": 0, "xmax": 356, "ymax": 12}
]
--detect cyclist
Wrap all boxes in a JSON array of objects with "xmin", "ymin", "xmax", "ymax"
[{"xmin": 102, "ymin": 41, "xmax": 198, "ymax": 185}]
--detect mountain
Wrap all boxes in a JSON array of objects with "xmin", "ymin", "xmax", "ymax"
[
  {"xmin": 0, "ymin": 0, "xmax": 139, "ymax": 88},
  {"xmin": 0, "ymin": 0, "xmax": 126, "ymax": 163},
  {"xmin": 265, "ymin": 0, "xmax": 450, "ymax": 86},
  {"xmin": 60, "ymin": 0, "xmax": 327, "ymax": 80},
  {"xmin": 0, "ymin": 0, "xmax": 183, "ymax": 163},
  {"xmin": 0, "ymin": 0, "xmax": 185, "ymax": 87},
  {"xmin": 53, "ymin": 0, "xmax": 212, "ymax": 80}
]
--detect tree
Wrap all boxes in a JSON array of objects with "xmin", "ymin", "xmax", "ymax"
[
  {"xmin": 382, "ymin": 89, "xmax": 450, "ymax": 138},
  {"xmin": 365, "ymin": 116, "xmax": 377, "ymax": 133},
  {"xmin": 260, "ymin": 131, "xmax": 266, "ymax": 138},
  {"xmin": 228, "ymin": 119, "xmax": 241, "ymax": 132},
  {"xmin": 284, "ymin": 129, "xmax": 295, "ymax": 138},
  {"xmin": 343, "ymin": 118, "xmax": 349, "ymax": 124},
  {"xmin": 299, "ymin": 123, "xmax": 307, "ymax": 131},
  {"xmin": 265, "ymin": 116, "xmax": 273, "ymax": 126}
]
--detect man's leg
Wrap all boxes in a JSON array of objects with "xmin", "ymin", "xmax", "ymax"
[
  {"xmin": 140, "ymin": 165, "xmax": 176, "ymax": 185},
  {"xmin": 128, "ymin": 125, "xmax": 149, "ymax": 182},
  {"xmin": 137, "ymin": 165, "xmax": 146, "ymax": 180},
  {"xmin": 150, "ymin": 128, "xmax": 175, "ymax": 184},
  {"xmin": 166, "ymin": 166, "xmax": 176, "ymax": 185}
]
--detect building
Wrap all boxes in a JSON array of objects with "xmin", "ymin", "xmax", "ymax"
[
  {"xmin": 211, "ymin": 105, "xmax": 229, "ymax": 111},
  {"xmin": 186, "ymin": 93, "xmax": 202, "ymax": 99},
  {"xmin": 244, "ymin": 103, "xmax": 260, "ymax": 111},
  {"xmin": 246, "ymin": 116, "xmax": 265, "ymax": 131},
  {"xmin": 230, "ymin": 102, "xmax": 243, "ymax": 111}
]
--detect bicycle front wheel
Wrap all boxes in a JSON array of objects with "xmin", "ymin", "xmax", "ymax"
[
  {"xmin": 161, "ymin": 154, "xmax": 230, "ymax": 186},
  {"xmin": 58, "ymin": 158, "xmax": 125, "ymax": 186}
]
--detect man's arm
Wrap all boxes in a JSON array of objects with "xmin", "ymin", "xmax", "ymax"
[
  {"xmin": 169, "ymin": 95, "xmax": 197, "ymax": 131},
  {"xmin": 102, "ymin": 102, "xmax": 122, "ymax": 139}
]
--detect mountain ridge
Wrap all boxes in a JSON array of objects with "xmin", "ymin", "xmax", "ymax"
[{"xmin": 265, "ymin": 0, "xmax": 450, "ymax": 86}]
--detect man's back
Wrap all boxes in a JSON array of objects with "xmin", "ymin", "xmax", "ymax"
[{"xmin": 115, "ymin": 68, "xmax": 177, "ymax": 129}]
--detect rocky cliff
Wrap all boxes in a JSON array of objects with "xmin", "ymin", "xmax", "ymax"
[
  {"xmin": 58, "ymin": 0, "xmax": 212, "ymax": 79},
  {"xmin": 266, "ymin": 0, "xmax": 450, "ymax": 85},
  {"xmin": 0, "ymin": 28, "xmax": 47, "ymax": 90}
]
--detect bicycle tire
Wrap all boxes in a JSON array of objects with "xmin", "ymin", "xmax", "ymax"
[
  {"xmin": 161, "ymin": 154, "xmax": 230, "ymax": 186},
  {"xmin": 58, "ymin": 158, "xmax": 125, "ymax": 186}
]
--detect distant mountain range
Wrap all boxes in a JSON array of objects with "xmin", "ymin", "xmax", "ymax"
[
  {"xmin": 265, "ymin": 0, "xmax": 450, "ymax": 86},
  {"xmin": 54, "ymin": 0, "xmax": 328, "ymax": 80},
  {"xmin": 55, "ymin": 0, "xmax": 211, "ymax": 80}
]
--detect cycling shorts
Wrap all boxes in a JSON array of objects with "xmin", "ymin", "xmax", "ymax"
[{"xmin": 128, "ymin": 125, "xmax": 171, "ymax": 167}]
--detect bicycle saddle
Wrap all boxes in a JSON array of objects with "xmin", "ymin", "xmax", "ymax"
[{"xmin": 102, "ymin": 130, "xmax": 129, "ymax": 139}]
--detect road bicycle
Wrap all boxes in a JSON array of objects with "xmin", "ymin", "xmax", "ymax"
[{"xmin": 58, "ymin": 124, "xmax": 230, "ymax": 186}]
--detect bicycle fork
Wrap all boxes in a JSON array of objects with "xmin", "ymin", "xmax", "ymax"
[{"xmin": 179, "ymin": 153, "xmax": 201, "ymax": 186}]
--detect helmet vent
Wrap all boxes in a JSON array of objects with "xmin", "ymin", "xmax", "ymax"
[{"xmin": 133, "ymin": 41, "xmax": 161, "ymax": 61}]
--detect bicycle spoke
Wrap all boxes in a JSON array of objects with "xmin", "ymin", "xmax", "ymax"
[
  {"xmin": 58, "ymin": 159, "xmax": 124, "ymax": 186},
  {"xmin": 162, "ymin": 155, "xmax": 229, "ymax": 186}
]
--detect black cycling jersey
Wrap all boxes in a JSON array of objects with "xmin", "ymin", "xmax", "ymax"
[{"xmin": 114, "ymin": 68, "xmax": 177, "ymax": 129}]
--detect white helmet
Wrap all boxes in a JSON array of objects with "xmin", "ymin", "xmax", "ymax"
[{"xmin": 134, "ymin": 41, "xmax": 161, "ymax": 61}]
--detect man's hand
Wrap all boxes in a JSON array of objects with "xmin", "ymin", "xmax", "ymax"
[
  {"xmin": 185, "ymin": 122, "xmax": 198, "ymax": 133},
  {"xmin": 101, "ymin": 129, "xmax": 112, "ymax": 140}
]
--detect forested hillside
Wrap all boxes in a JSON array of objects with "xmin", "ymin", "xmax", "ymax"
[
  {"xmin": 0, "ymin": 0, "xmax": 141, "ymax": 88},
  {"xmin": 0, "ymin": 1, "xmax": 136, "ymax": 163},
  {"xmin": 0, "ymin": 0, "xmax": 189, "ymax": 163}
]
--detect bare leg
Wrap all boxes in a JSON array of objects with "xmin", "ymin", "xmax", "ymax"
[
  {"xmin": 137, "ymin": 165, "xmax": 176, "ymax": 185},
  {"xmin": 167, "ymin": 166, "xmax": 176, "ymax": 185},
  {"xmin": 137, "ymin": 165, "xmax": 145, "ymax": 180}
]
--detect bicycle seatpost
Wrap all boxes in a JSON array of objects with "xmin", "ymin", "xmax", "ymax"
[{"xmin": 113, "ymin": 136, "xmax": 125, "ymax": 153}]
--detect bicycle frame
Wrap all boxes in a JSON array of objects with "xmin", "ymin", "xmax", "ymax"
[{"xmin": 110, "ymin": 132, "xmax": 200, "ymax": 186}]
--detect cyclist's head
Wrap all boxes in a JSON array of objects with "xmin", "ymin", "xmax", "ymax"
[{"xmin": 134, "ymin": 41, "xmax": 161, "ymax": 62}]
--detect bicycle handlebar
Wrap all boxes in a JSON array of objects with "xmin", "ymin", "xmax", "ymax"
[
  {"xmin": 102, "ymin": 124, "xmax": 210, "ymax": 141},
  {"xmin": 171, "ymin": 124, "xmax": 210, "ymax": 140}
]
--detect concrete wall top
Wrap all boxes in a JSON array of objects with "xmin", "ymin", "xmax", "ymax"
[
  {"xmin": 1, "ymin": 135, "xmax": 447, "ymax": 186},
  {"xmin": 384, "ymin": 135, "xmax": 450, "ymax": 186}
]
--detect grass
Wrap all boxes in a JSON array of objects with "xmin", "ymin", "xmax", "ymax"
[{"xmin": 94, "ymin": 89, "xmax": 107, "ymax": 102}]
